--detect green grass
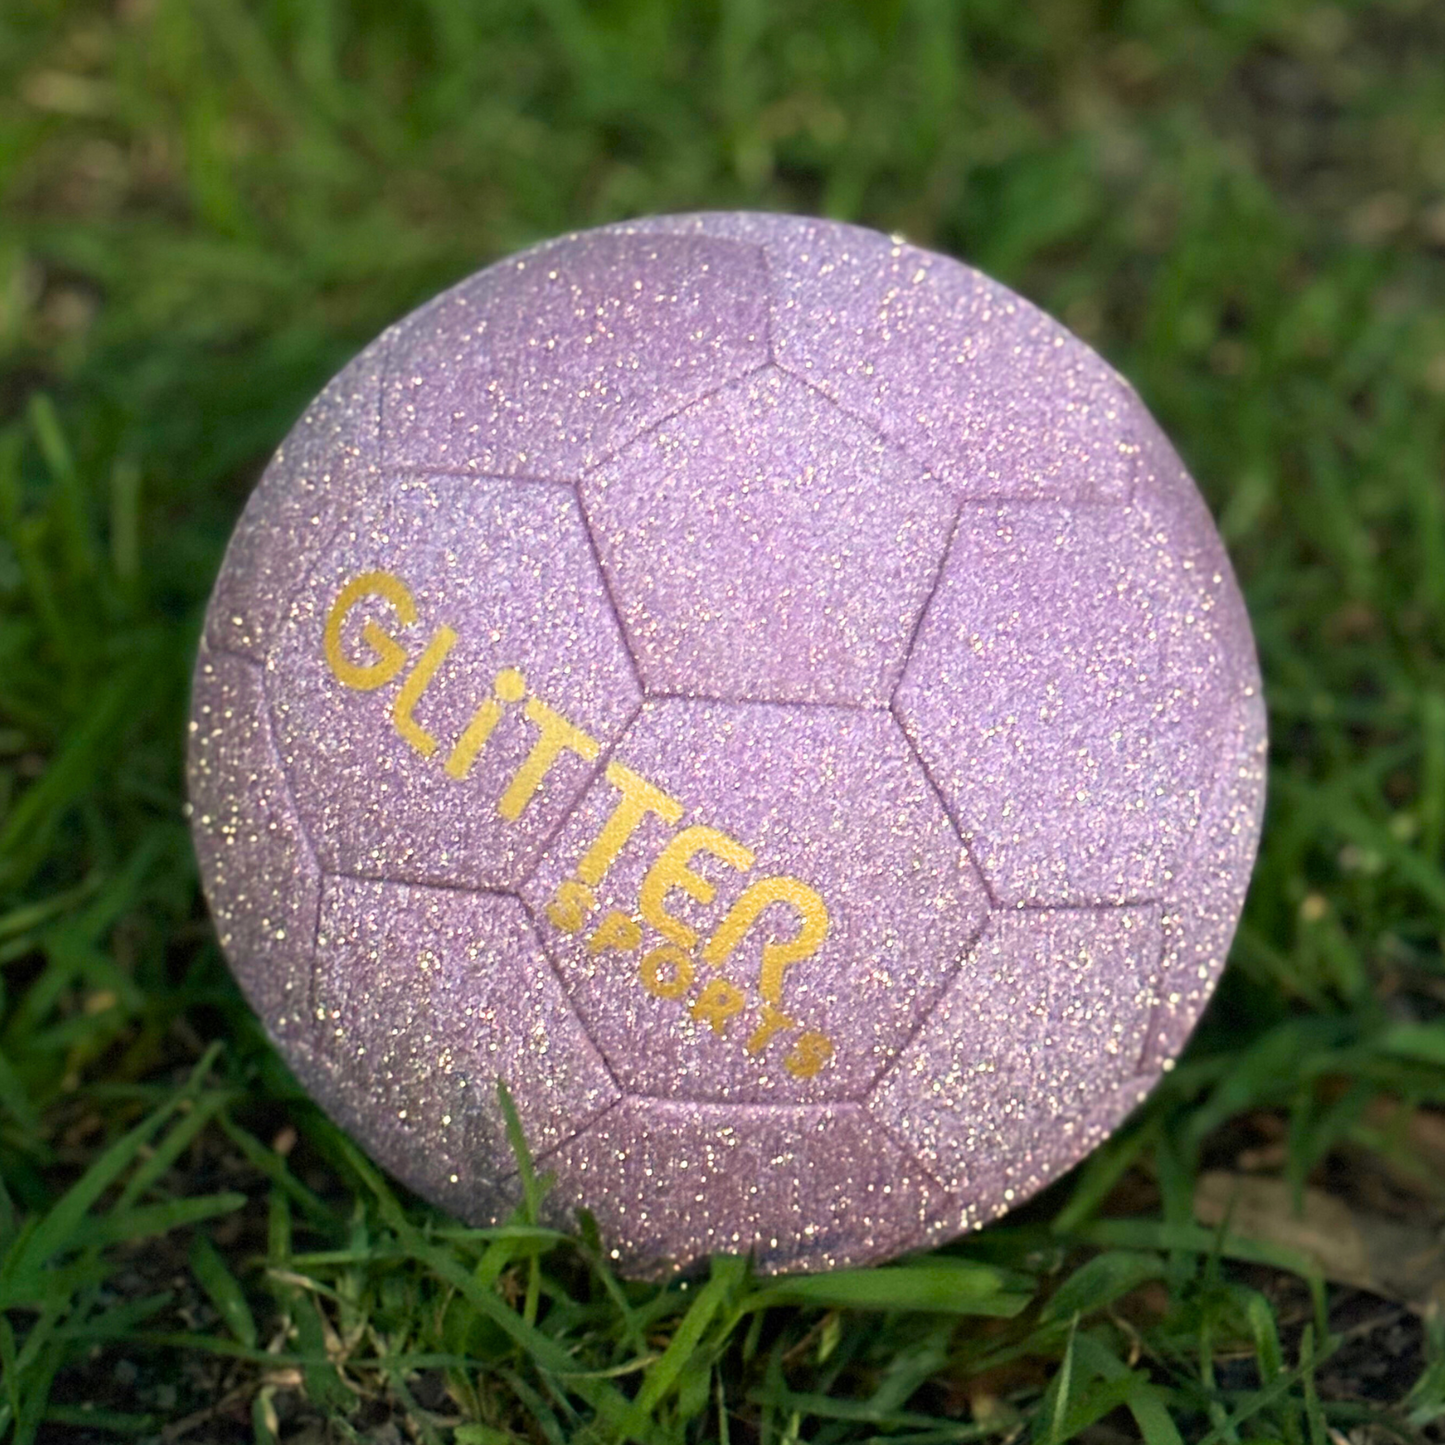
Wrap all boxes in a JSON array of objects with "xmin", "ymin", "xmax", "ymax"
[{"xmin": 1, "ymin": 0, "xmax": 1444, "ymax": 1439}]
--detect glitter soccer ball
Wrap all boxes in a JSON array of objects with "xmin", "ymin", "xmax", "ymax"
[{"xmin": 188, "ymin": 212, "xmax": 1265, "ymax": 1276}]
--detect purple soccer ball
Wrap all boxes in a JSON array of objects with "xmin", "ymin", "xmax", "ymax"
[{"xmin": 188, "ymin": 212, "xmax": 1265, "ymax": 1276}]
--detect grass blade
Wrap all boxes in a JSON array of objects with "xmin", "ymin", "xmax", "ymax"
[
  {"xmin": 1040, "ymin": 1251, "xmax": 1165, "ymax": 1325},
  {"xmin": 1, "ymin": 1108, "xmax": 172, "ymax": 1301},
  {"xmin": 622, "ymin": 1255, "xmax": 747, "ymax": 1432},
  {"xmin": 747, "ymin": 1260, "xmax": 1031, "ymax": 1317},
  {"xmin": 89, "ymin": 1193, "xmax": 247, "ymax": 1246}
]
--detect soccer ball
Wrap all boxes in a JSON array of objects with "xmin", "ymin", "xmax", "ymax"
[{"xmin": 187, "ymin": 212, "xmax": 1265, "ymax": 1277}]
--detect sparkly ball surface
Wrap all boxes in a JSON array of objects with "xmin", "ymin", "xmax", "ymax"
[{"xmin": 188, "ymin": 212, "xmax": 1266, "ymax": 1276}]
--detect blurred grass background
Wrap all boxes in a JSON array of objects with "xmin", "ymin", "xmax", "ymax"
[{"xmin": 1, "ymin": 0, "xmax": 1444, "ymax": 1440}]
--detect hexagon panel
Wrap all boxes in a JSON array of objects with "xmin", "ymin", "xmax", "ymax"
[
  {"xmin": 581, "ymin": 367, "xmax": 957, "ymax": 705},
  {"xmin": 313, "ymin": 876, "xmax": 620, "ymax": 1221},
  {"xmin": 1142, "ymin": 685, "xmax": 1267, "ymax": 1074},
  {"xmin": 188, "ymin": 648, "xmax": 320, "ymax": 1043},
  {"xmin": 539, "ymin": 1099, "xmax": 951, "ymax": 1277},
  {"xmin": 620, "ymin": 212, "xmax": 1135, "ymax": 505},
  {"xmin": 895, "ymin": 502, "xmax": 1244, "ymax": 906},
  {"xmin": 380, "ymin": 231, "xmax": 770, "ymax": 479},
  {"xmin": 205, "ymin": 340, "xmax": 387, "ymax": 663},
  {"xmin": 268, "ymin": 473, "xmax": 641, "ymax": 890},
  {"xmin": 866, "ymin": 904, "xmax": 1162, "ymax": 1203},
  {"xmin": 917, "ymin": 1073, "xmax": 1157, "ymax": 1240},
  {"xmin": 520, "ymin": 700, "xmax": 989, "ymax": 1104}
]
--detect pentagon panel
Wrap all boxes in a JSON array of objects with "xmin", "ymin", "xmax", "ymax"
[{"xmin": 581, "ymin": 366, "xmax": 956, "ymax": 706}]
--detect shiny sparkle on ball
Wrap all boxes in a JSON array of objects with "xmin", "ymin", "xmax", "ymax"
[{"xmin": 188, "ymin": 212, "xmax": 1266, "ymax": 1276}]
